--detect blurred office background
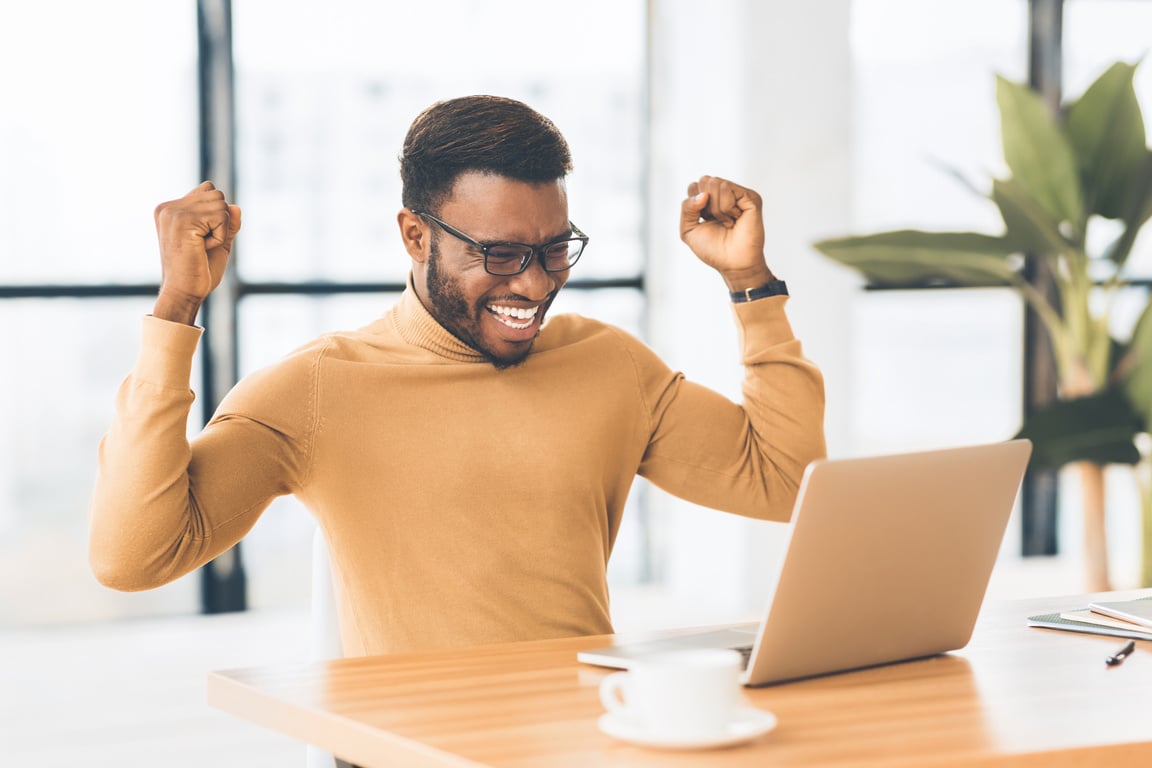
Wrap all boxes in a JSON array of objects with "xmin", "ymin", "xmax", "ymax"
[{"xmin": 1, "ymin": 0, "xmax": 1151, "ymax": 634}]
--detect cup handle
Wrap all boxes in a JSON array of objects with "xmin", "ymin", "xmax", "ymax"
[{"xmin": 599, "ymin": 671, "xmax": 632, "ymax": 717}]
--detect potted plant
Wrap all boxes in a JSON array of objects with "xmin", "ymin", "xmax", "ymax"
[{"xmin": 812, "ymin": 61, "xmax": 1152, "ymax": 591}]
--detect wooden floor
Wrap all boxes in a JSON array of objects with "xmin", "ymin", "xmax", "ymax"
[{"xmin": 1, "ymin": 610, "xmax": 313, "ymax": 767}]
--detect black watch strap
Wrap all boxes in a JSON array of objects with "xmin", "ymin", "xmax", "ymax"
[{"xmin": 730, "ymin": 279, "xmax": 788, "ymax": 303}]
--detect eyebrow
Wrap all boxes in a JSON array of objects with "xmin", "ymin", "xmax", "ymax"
[{"xmin": 478, "ymin": 226, "xmax": 575, "ymax": 246}]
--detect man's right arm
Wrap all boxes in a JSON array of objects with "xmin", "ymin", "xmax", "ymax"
[
  {"xmin": 89, "ymin": 315, "xmax": 205, "ymax": 589},
  {"xmin": 89, "ymin": 182, "xmax": 260, "ymax": 589},
  {"xmin": 88, "ymin": 311, "xmax": 314, "ymax": 590}
]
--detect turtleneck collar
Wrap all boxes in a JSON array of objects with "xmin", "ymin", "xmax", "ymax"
[{"xmin": 390, "ymin": 277, "xmax": 488, "ymax": 363}]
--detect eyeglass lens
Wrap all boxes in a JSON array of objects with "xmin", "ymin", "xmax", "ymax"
[{"xmin": 484, "ymin": 240, "xmax": 583, "ymax": 275}]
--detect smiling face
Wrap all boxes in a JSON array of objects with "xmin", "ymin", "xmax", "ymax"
[{"xmin": 400, "ymin": 171, "xmax": 572, "ymax": 369}]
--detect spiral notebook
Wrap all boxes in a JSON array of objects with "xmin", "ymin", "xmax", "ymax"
[{"xmin": 1028, "ymin": 596, "xmax": 1152, "ymax": 641}]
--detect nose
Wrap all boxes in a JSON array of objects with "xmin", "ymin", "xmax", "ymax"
[{"xmin": 507, "ymin": 254, "xmax": 561, "ymax": 301}]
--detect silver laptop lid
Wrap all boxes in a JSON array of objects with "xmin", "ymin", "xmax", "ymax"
[
  {"xmin": 575, "ymin": 440, "xmax": 1032, "ymax": 685},
  {"xmin": 743, "ymin": 439, "xmax": 1031, "ymax": 685}
]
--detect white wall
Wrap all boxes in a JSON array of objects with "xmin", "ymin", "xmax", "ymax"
[{"xmin": 624, "ymin": 0, "xmax": 856, "ymax": 626}]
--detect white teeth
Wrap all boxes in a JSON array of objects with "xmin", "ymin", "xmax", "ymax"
[
  {"xmin": 489, "ymin": 304, "xmax": 539, "ymax": 320},
  {"xmin": 495, "ymin": 315, "xmax": 533, "ymax": 329},
  {"xmin": 488, "ymin": 304, "xmax": 539, "ymax": 330}
]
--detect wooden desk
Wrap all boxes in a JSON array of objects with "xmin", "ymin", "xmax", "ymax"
[{"xmin": 208, "ymin": 591, "xmax": 1152, "ymax": 767}]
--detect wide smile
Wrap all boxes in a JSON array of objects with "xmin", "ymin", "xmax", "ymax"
[{"xmin": 487, "ymin": 302, "xmax": 540, "ymax": 331}]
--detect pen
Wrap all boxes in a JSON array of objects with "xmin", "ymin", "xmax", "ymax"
[{"xmin": 1105, "ymin": 640, "xmax": 1136, "ymax": 666}]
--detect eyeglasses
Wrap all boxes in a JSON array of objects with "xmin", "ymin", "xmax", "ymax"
[{"xmin": 412, "ymin": 211, "xmax": 589, "ymax": 276}]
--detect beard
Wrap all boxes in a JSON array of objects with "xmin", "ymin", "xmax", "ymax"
[{"xmin": 425, "ymin": 239, "xmax": 536, "ymax": 370}]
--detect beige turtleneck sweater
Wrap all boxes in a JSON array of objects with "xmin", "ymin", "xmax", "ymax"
[{"xmin": 90, "ymin": 287, "xmax": 825, "ymax": 655}]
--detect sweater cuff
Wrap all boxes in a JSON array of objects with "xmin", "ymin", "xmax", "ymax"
[
  {"xmin": 136, "ymin": 315, "xmax": 204, "ymax": 388},
  {"xmin": 731, "ymin": 294, "xmax": 796, "ymax": 352}
]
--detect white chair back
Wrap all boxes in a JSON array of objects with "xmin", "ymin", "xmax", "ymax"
[
  {"xmin": 310, "ymin": 526, "xmax": 343, "ymax": 659},
  {"xmin": 306, "ymin": 526, "xmax": 342, "ymax": 768}
]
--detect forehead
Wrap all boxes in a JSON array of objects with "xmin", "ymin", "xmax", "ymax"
[{"xmin": 440, "ymin": 172, "xmax": 569, "ymax": 240}]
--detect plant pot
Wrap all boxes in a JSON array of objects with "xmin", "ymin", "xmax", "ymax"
[{"xmin": 1076, "ymin": 460, "xmax": 1111, "ymax": 592}]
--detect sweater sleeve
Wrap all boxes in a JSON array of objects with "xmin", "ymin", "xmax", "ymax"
[
  {"xmin": 636, "ymin": 295, "xmax": 826, "ymax": 522},
  {"xmin": 89, "ymin": 315, "xmax": 313, "ymax": 591}
]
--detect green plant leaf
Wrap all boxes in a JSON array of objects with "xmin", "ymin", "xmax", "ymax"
[
  {"xmin": 811, "ymin": 230, "xmax": 1019, "ymax": 288},
  {"xmin": 1066, "ymin": 61, "xmax": 1148, "ymax": 221},
  {"xmin": 997, "ymin": 75, "xmax": 1084, "ymax": 234},
  {"xmin": 1103, "ymin": 151, "xmax": 1152, "ymax": 267},
  {"xmin": 1127, "ymin": 151, "xmax": 1152, "ymax": 229},
  {"xmin": 992, "ymin": 177, "xmax": 1070, "ymax": 256},
  {"xmin": 1014, "ymin": 388, "xmax": 1144, "ymax": 468},
  {"xmin": 1121, "ymin": 301, "xmax": 1152, "ymax": 425}
]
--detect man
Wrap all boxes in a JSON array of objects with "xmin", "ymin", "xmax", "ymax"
[{"xmin": 89, "ymin": 95, "xmax": 826, "ymax": 658}]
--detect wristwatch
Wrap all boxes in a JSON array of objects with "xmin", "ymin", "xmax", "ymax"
[{"xmin": 730, "ymin": 279, "xmax": 788, "ymax": 303}]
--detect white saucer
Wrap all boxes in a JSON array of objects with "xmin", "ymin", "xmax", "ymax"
[{"xmin": 598, "ymin": 707, "xmax": 778, "ymax": 750}]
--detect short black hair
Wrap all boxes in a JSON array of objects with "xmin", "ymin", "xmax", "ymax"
[{"xmin": 400, "ymin": 95, "xmax": 573, "ymax": 214}]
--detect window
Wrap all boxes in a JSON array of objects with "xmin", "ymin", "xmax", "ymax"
[
  {"xmin": 848, "ymin": 0, "xmax": 1152, "ymax": 588},
  {"xmin": 0, "ymin": 1, "xmax": 200, "ymax": 624},
  {"xmin": 1, "ymin": 0, "xmax": 648, "ymax": 625},
  {"xmin": 849, "ymin": 0, "xmax": 1029, "ymax": 456},
  {"xmin": 1061, "ymin": 0, "xmax": 1152, "ymax": 584},
  {"xmin": 230, "ymin": 1, "xmax": 648, "ymax": 611}
]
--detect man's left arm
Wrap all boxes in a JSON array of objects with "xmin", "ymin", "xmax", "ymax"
[{"xmin": 637, "ymin": 176, "xmax": 826, "ymax": 521}]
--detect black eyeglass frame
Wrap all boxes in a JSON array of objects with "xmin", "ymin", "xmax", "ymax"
[{"xmin": 412, "ymin": 210, "xmax": 589, "ymax": 276}]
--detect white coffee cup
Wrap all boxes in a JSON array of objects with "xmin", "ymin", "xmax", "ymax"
[{"xmin": 598, "ymin": 648, "xmax": 744, "ymax": 739}]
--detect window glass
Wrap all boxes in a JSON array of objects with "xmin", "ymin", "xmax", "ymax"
[
  {"xmin": 0, "ymin": 0, "xmax": 200, "ymax": 628},
  {"xmin": 850, "ymin": 289, "xmax": 1024, "ymax": 454},
  {"xmin": 232, "ymin": 0, "xmax": 646, "ymax": 283},
  {"xmin": 849, "ymin": 0, "xmax": 1029, "ymax": 454},
  {"xmin": 551, "ymin": 288, "xmax": 645, "ymax": 339},
  {"xmin": 238, "ymin": 293, "xmax": 401, "ymax": 375},
  {"xmin": 851, "ymin": 0, "xmax": 1029, "ymax": 233},
  {"xmin": 0, "ymin": 2, "xmax": 197, "ymax": 285},
  {"xmin": 0, "ymin": 299, "xmax": 200, "ymax": 625}
]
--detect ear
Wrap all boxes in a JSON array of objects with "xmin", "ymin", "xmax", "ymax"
[{"xmin": 397, "ymin": 209, "xmax": 430, "ymax": 263}]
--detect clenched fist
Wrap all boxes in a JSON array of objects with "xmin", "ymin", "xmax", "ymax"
[
  {"xmin": 152, "ymin": 181, "xmax": 242, "ymax": 325},
  {"xmin": 679, "ymin": 175, "xmax": 775, "ymax": 294}
]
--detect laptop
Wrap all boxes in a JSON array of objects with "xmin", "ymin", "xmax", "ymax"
[{"xmin": 578, "ymin": 439, "xmax": 1032, "ymax": 686}]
